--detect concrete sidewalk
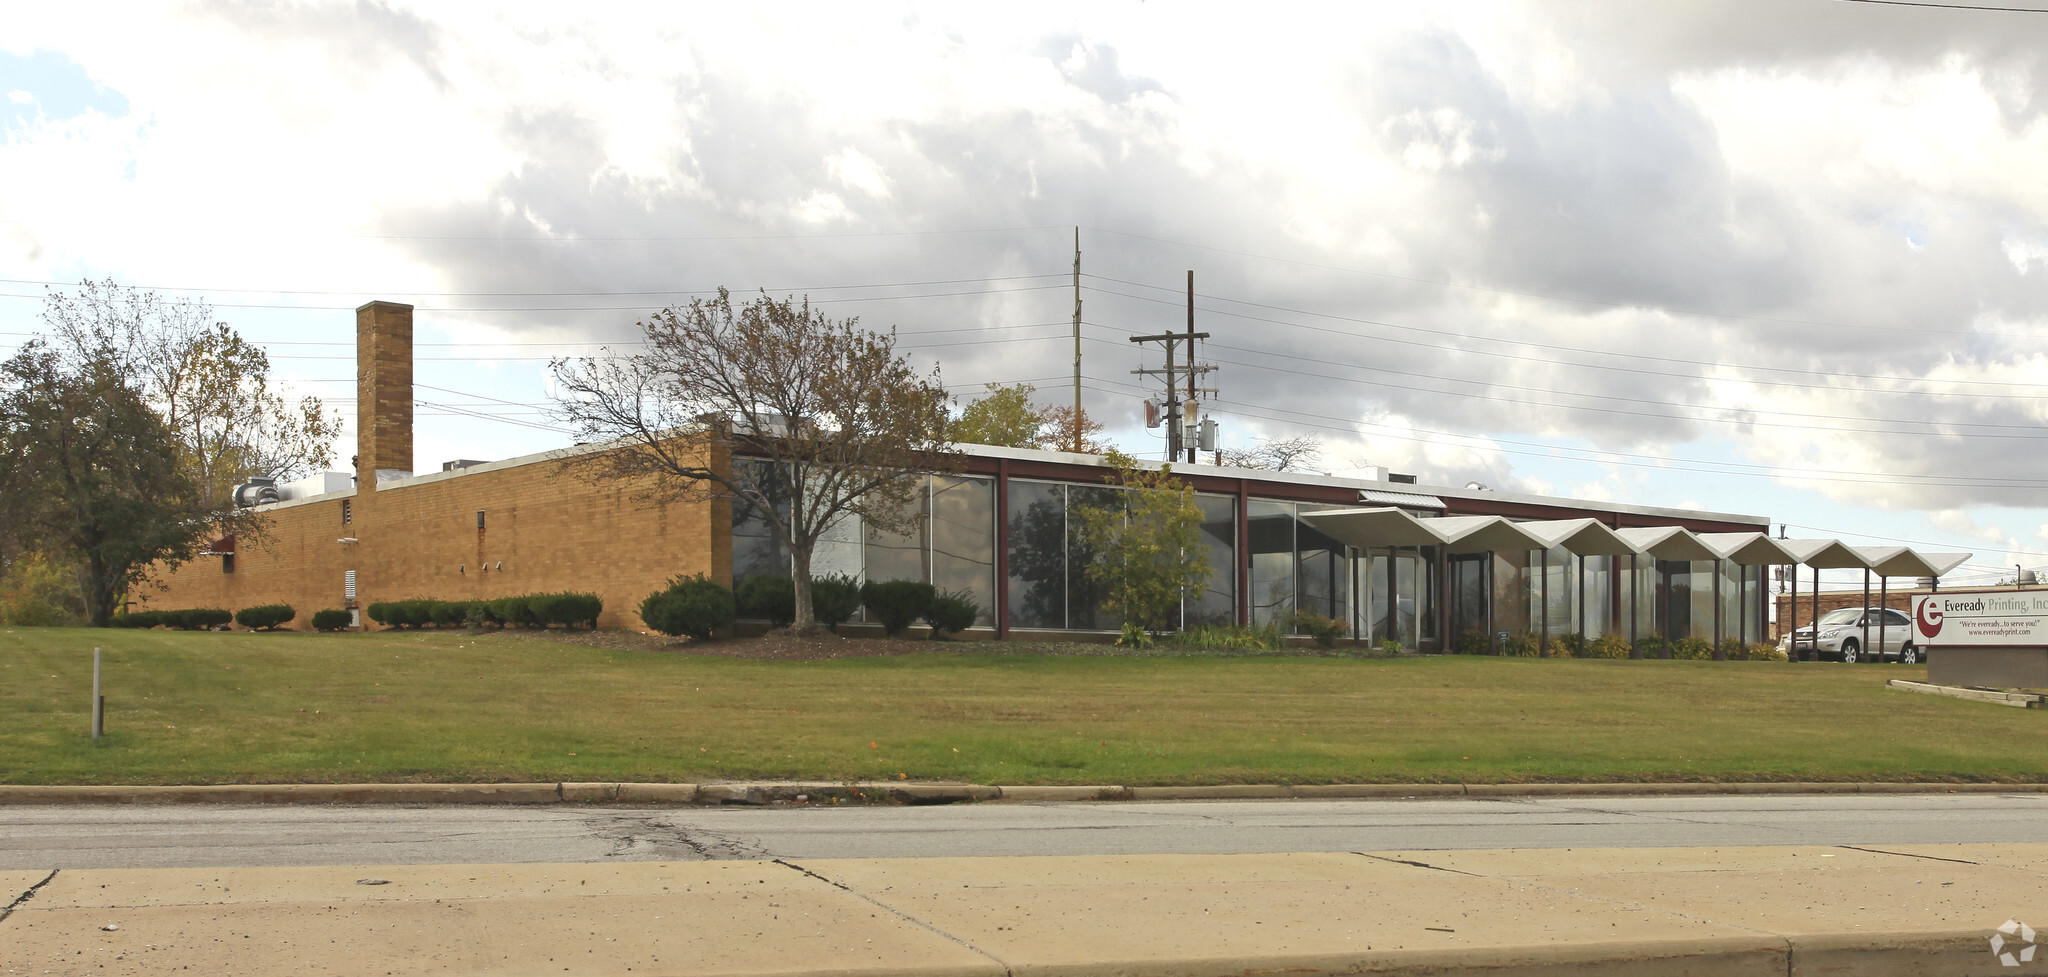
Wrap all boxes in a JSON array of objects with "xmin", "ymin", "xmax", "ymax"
[{"xmin": 6, "ymin": 844, "xmax": 2044, "ymax": 976}]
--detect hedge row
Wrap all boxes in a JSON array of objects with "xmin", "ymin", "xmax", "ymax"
[
  {"xmin": 365, "ymin": 592, "xmax": 603, "ymax": 630},
  {"xmin": 111, "ymin": 608, "xmax": 234, "ymax": 630}
]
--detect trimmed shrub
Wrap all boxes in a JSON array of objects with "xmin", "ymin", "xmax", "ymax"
[
  {"xmin": 1670, "ymin": 636, "xmax": 1714, "ymax": 660},
  {"xmin": 176, "ymin": 608, "xmax": 232, "ymax": 630},
  {"xmin": 492, "ymin": 595, "xmax": 541, "ymax": 629},
  {"xmin": 640, "ymin": 574, "xmax": 735, "ymax": 639},
  {"xmin": 810, "ymin": 574, "xmax": 862, "ymax": 631},
  {"xmin": 1747, "ymin": 641, "xmax": 1787, "ymax": 662},
  {"xmin": 926, "ymin": 589, "xmax": 980, "ymax": 636},
  {"xmin": 365, "ymin": 601, "xmax": 400, "ymax": 629},
  {"xmin": 466, "ymin": 601, "xmax": 503, "ymax": 628},
  {"xmin": 310, "ymin": 609, "xmax": 352, "ymax": 632},
  {"xmin": 529, "ymin": 591, "xmax": 603, "ymax": 629},
  {"xmin": 112, "ymin": 611, "xmax": 162, "ymax": 629},
  {"xmin": 427, "ymin": 600, "xmax": 468, "ymax": 628},
  {"xmin": 861, "ymin": 579, "xmax": 935, "ymax": 636},
  {"xmin": 1548, "ymin": 633, "xmax": 1586, "ymax": 658},
  {"xmin": 736, "ymin": 574, "xmax": 797, "ymax": 628},
  {"xmin": 1454, "ymin": 629, "xmax": 1491, "ymax": 655},
  {"xmin": 1586, "ymin": 633, "xmax": 1632, "ymax": 659},
  {"xmin": 1634, "ymin": 635, "xmax": 1667, "ymax": 659},
  {"xmin": 1290, "ymin": 610, "xmax": 1346, "ymax": 648},
  {"xmin": 1500, "ymin": 630, "xmax": 1540, "ymax": 657},
  {"xmin": 1716, "ymin": 637, "xmax": 1748, "ymax": 661},
  {"xmin": 235, "ymin": 604, "xmax": 296, "ymax": 631}
]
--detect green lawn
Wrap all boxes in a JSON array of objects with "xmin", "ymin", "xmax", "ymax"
[{"xmin": 2, "ymin": 627, "xmax": 2041, "ymax": 786}]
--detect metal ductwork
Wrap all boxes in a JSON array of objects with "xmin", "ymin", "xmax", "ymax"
[{"xmin": 232, "ymin": 477, "xmax": 280, "ymax": 508}]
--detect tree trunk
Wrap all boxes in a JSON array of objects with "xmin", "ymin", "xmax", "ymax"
[
  {"xmin": 81, "ymin": 554, "xmax": 116, "ymax": 627},
  {"xmin": 789, "ymin": 541, "xmax": 817, "ymax": 632}
]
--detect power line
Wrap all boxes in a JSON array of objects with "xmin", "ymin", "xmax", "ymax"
[{"xmin": 1834, "ymin": 0, "xmax": 2048, "ymax": 11}]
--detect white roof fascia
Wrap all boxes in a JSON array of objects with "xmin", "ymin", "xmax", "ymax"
[
  {"xmin": 1615, "ymin": 526, "xmax": 1720, "ymax": 561},
  {"xmin": 1518, "ymin": 518, "xmax": 1638, "ymax": 557},
  {"xmin": 1697, "ymin": 532, "xmax": 1800, "ymax": 566}
]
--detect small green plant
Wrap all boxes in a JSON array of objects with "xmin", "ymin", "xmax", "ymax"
[
  {"xmin": 861, "ymin": 579, "xmax": 935, "ymax": 636},
  {"xmin": 1290, "ymin": 610, "xmax": 1347, "ymax": 647},
  {"xmin": 1670, "ymin": 636, "xmax": 1714, "ymax": 660},
  {"xmin": 1116, "ymin": 621, "xmax": 1155, "ymax": 648},
  {"xmin": 810, "ymin": 575, "xmax": 862, "ymax": 631},
  {"xmin": 1454, "ymin": 629, "xmax": 1491, "ymax": 655},
  {"xmin": 925, "ymin": 589, "xmax": 979, "ymax": 637},
  {"xmin": 736, "ymin": 574, "xmax": 797, "ymax": 628},
  {"xmin": 639, "ymin": 574, "xmax": 735, "ymax": 639},
  {"xmin": 1716, "ymin": 637, "xmax": 1749, "ymax": 661},
  {"xmin": 310, "ymin": 609, "xmax": 352, "ymax": 632},
  {"xmin": 1586, "ymin": 633, "xmax": 1632, "ymax": 659},
  {"xmin": 1500, "ymin": 630, "xmax": 1540, "ymax": 657},
  {"xmin": 234, "ymin": 604, "xmax": 296, "ymax": 631},
  {"xmin": 1549, "ymin": 633, "xmax": 1586, "ymax": 659},
  {"xmin": 1746, "ymin": 641, "xmax": 1787, "ymax": 662},
  {"xmin": 1163, "ymin": 622, "xmax": 1283, "ymax": 652},
  {"xmin": 1634, "ymin": 635, "xmax": 1667, "ymax": 659},
  {"xmin": 1378, "ymin": 639, "xmax": 1405, "ymax": 657}
]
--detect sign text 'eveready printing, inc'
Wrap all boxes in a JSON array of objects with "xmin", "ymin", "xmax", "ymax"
[{"xmin": 1913, "ymin": 590, "xmax": 2048, "ymax": 648}]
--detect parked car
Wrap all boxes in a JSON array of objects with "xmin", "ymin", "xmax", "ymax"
[{"xmin": 1779, "ymin": 606, "xmax": 1916, "ymax": 663}]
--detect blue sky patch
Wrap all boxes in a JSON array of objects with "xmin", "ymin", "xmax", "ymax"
[{"xmin": 2, "ymin": 48, "xmax": 129, "ymax": 134}]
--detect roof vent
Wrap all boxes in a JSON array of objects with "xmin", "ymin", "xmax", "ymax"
[
  {"xmin": 442, "ymin": 459, "xmax": 487, "ymax": 472},
  {"xmin": 1387, "ymin": 472, "xmax": 1418, "ymax": 484}
]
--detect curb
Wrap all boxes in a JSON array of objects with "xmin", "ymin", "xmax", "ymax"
[
  {"xmin": 4, "ymin": 780, "xmax": 2046, "ymax": 806},
  {"xmin": 1888, "ymin": 678, "xmax": 2046, "ymax": 708}
]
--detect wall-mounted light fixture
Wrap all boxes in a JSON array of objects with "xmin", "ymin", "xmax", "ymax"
[{"xmin": 337, "ymin": 537, "xmax": 359, "ymax": 544}]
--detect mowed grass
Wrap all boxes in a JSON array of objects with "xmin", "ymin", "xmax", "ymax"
[{"xmin": 2, "ymin": 627, "xmax": 2043, "ymax": 786}]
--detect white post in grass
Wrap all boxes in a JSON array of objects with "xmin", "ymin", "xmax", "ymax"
[{"xmin": 91, "ymin": 647, "xmax": 103, "ymax": 742}]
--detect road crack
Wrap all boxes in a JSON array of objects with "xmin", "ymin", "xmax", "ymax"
[{"xmin": 0, "ymin": 869, "xmax": 57, "ymax": 923}]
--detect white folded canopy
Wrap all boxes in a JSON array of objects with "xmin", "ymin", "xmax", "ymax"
[{"xmin": 1292, "ymin": 508, "xmax": 1971, "ymax": 576}]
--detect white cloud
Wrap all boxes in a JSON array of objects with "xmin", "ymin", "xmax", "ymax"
[{"xmin": 6, "ymin": 89, "xmax": 31, "ymax": 105}]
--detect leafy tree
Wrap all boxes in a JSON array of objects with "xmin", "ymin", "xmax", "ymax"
[
  {"xmin": 1069, "ymin": 450, "xmax": 1211, "ymax": 637},
  {"xmin": 951, "ymin": 381, "xmax": 1110, "ymax": 455},
  {"xmin": 40, "ymin": 280, "xmax": 341, "ymax": 504},
  {"xmin": 0, "ymin": 342, "xmax": 221, "ymax": 626},
  {"xmin": 550, "ymin": 288, "xmax": 961, "ymax": 631},
  {"xmin": 952, "ymin": 382, "xmax": 1045, "ymax": 448}
]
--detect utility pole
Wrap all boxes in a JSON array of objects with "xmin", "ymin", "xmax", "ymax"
[
  {"xmin": 1185, "ymin": 270, "xmax": 1197, "ymax": 464},
  {"xmin": 1071, "ymin": 227, "xmax": 1082, "ymax": 452},
  {"xmin": 1131, "ymin": 270, "xmax": 1216, "ymax": 462}
]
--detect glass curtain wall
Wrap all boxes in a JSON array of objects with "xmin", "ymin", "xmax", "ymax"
[
  {"xmin": 732, "ymin": 464, "xmax": 997, "ymax": 627},
  {"xmin": 1005, "ymin": 478, "xmax": 1236, "ymax": 632},
  {"xmin": 1248, "ymin": 500, "xmax": 1296, "ymax": 628}
]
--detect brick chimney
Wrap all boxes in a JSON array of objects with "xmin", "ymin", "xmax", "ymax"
[{"xmin": 355, "ymin": 301, "xmax": 413, "ymax": 490}]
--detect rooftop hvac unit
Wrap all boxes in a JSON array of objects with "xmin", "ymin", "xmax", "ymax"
[{"xmin": 232, "ymin": 478, "xmax": 280, "ymax": 508}]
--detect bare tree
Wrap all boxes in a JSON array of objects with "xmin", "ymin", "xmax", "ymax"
[
  {"xmin": 1218, "ymin": 434, "xmax": 1324, "ymax": 473},
  {"xmin": 549, "ymin": 289, "xmax": 960, "ymax": 631}
]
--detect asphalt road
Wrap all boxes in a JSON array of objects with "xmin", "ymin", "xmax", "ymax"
[{"xmin": 7, "ymin": 793, "xmax": 2048, "ymax": 869}]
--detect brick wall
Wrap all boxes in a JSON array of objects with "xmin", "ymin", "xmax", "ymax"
[
  {"xmin": 142, "ymin": 443, "xmax": 729, "ymax": 631},
  {"xmin": 1773, "ymin": 589, "xmax": 1920, "ymax": 638}
]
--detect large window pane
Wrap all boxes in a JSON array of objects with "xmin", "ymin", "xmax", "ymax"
[
  {"xmin": 1492, "ymin": 550, "xmax": 1532, "ymax": 634},
  {"xmin": 1414, "ymin": 546, "xmax": 1440, "ymax": 643},
  {"xmin": 1541, "ymin": 546, "xmax": 1576, "ymax": 637},
  {"xmin": 932, "ymin": 476, "xmax": 995, "ymax": 626},
  {"xmin": 1584, "ymin": 555, "xmax": 1611, "ymax": 640},
  {"xmin": 1065, "ymin": 485, "xmax": 1123, "ymax": 631},
  {"xmin": 1451, "ymin": 553, "xmax": 1487, "ymax": 644},
  {"xmin": 731, "ymin": 459, "xmax": 789, "ymax": 586},
  {"xmin": 1248, "ymin": 500, "xmax": 1295, "ymax": 628},
  {"xmin": 1189, "ymin": 493, "xmax": 1237, "ymax": 627},
  {"xmin": 863, "ymin": 477, "xmax": 930, "ymax": 585},
  {"xmin": 1005, "ymin": 481, "xmax": 1065, "ymax": 629},
  {"xmin": 1295, "ymin": 504, "xmax": 1345, "ymax": 623}
]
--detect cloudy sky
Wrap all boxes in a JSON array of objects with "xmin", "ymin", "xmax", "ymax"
[{"xmin": 5, "ymin": 0, "xmax": 2048, "ymax": 588}]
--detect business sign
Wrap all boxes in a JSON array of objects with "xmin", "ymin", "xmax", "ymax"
[{"xmin": 1912, "ymin": 590, "xmax": 2048, "ymax": 648}]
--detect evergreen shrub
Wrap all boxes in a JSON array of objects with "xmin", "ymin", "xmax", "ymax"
[
  {"xmin": 736, "ymin": 574, "xmax": 797, "ymax": 627},
  {"xmin": 861, "ymin": 579, "xmax": 934, "ymax": 635},
  {"xmin": 810, "ymin": 574, "xmax": 862, "ymax": 630},
  {"xmin": 640, "ymin": 574, "xmax": 734, "ymax": 639},
  {"xmin": 310, "ymin": 609, "xmax": 352, "ymax": 631},
  {"xmin": 235, "ymin": 604, "xmax": 296, "ymax": 631},
  {"xmin": 926, "ymin": 589, "xmax": 980, "ymax": 636}
]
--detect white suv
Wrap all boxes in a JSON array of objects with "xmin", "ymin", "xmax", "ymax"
[{"xmin": 1780, "ymin": 606, "xmax": 1916, "ymax": 663}]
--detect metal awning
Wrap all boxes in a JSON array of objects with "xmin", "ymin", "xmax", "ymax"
[
  {"xmin": 1519, "ymin": 518, "xmax": 1639, "ymax": 557},
  {"xmin": 1292, "ymin": 508, "xmax": 1973, "ymax": 578}
]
